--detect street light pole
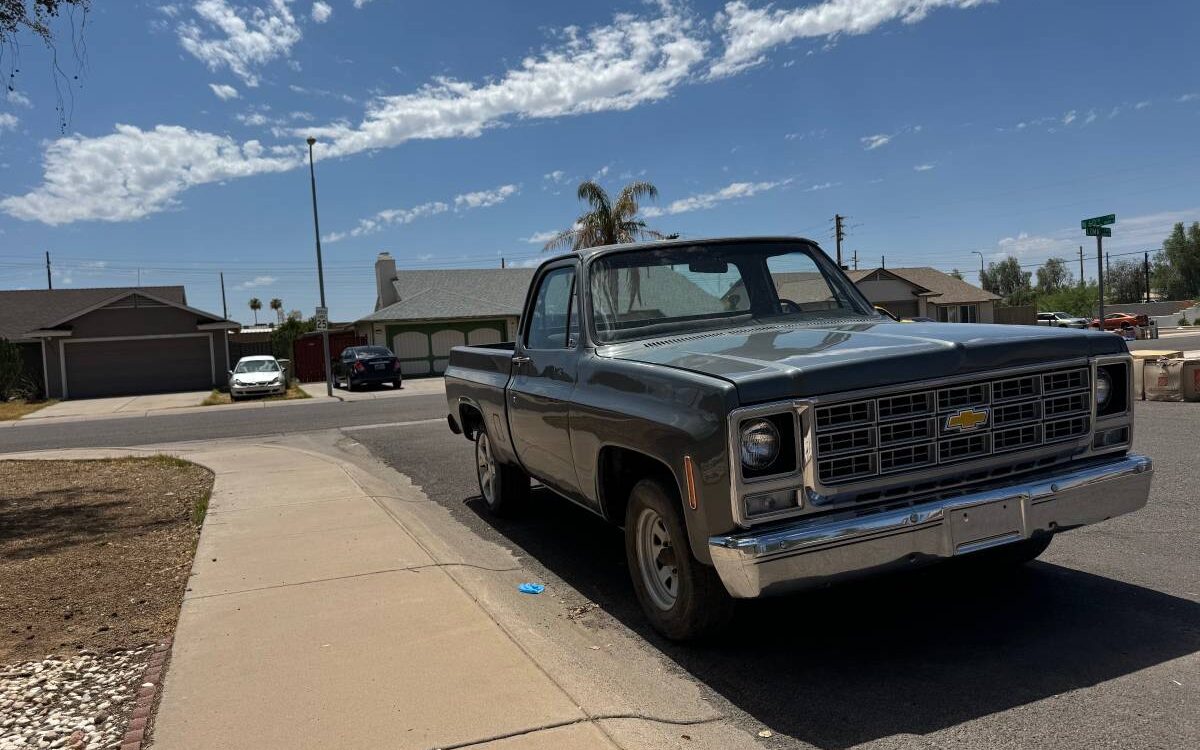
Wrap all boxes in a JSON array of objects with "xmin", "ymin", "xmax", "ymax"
[
  {"xmin": 972, "ymin": 251, "xmax": 985, "ymax": 284},
  {"xmin": 306, "ymin": 137, "xmax": 333, "ymax": 398}
]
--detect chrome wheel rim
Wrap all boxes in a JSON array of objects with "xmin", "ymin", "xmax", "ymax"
[
  {"xmin": 476, "ymin": 433, "xmax": 497, "ymax": 505},
  {"xmin": 635, "ymin": 508, "xmax": 678, "ymax": 611}
]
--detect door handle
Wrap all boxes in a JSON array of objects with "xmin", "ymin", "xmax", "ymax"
[{"xmin": 511, "ymin": 355, "xmax": 531, "ymax": 365}]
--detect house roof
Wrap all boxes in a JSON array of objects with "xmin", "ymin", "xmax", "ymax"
[
  {"xmin": 846, "ymin": 267, "xmax": 1000, "ymax": 305},
  {"xmin": 359, "ymin": 268, "xmax": 536, "ymax": 323},
  {"xmin": 0, "ymin": 286, "xmax": 235, "ymax": 341}
]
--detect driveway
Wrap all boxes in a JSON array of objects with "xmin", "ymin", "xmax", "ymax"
[
  {"xmin": 299, "ymin": 376, "xmax": 445, "ymax": 401},
  {"xmin": 23, "ymin": 391, "xmax": 212, "ymax": 420}
]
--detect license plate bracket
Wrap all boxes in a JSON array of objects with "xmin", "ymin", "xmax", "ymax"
[{"xmin": 949, "ymin": 497, "xmax": 1024, "ymax": 554}]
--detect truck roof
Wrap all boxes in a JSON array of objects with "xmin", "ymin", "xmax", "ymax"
[{"xmin": 542, "ymin": 235, "xmax": 822, "ymax": 266}]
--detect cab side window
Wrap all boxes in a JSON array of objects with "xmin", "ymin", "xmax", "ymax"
[{"xmin": 526, "ymin": 267, "xmax": 578, "ymax": 350}]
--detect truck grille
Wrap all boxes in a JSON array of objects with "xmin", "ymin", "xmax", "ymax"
[{"xmin": 815, "ymin": 367, "xmax": 1091, "ymax": 485}]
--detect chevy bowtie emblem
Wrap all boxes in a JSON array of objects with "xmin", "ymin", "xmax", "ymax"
[{"xmin": 946, "ymin": 408, "xmax": 989, "ymax": 432}]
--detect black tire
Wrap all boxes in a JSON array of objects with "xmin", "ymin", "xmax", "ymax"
[
  {"xmin": 474, "ymin": 430, "xmax": 530, "ymax": 516},
  {"xmin": 624, "ymin": 478, "xmax": 734, "ymax": 642},
  {"xmin": 967, "ymin": 534, "xmax": 1053, "ymax": 568},
  {"xmin": 392, "ymin": 378, "xmax": 403, "ymax": 389},
  {"xmin": 346, "ymin": 378, "xmax": 357, "ymax": 392}
]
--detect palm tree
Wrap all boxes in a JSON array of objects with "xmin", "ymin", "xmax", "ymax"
[
  {"xmin": 248, "ymin": 297, "xmax": 262, "ymax": 325},
  {"xmin": 544, "ymin": 180, "xmax": 664, "ymax": 252},
  {"xmin": 269, "ymin": 298, "xmax": 283, "ymax": 324}
]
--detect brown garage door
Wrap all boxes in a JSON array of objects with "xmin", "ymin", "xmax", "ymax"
[{"xmin": 64, "ymin": 336, "xmax": 213, "ymax": 398}]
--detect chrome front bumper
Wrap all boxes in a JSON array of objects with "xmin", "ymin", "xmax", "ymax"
[{"xmin": 708, "ymin": 454, "xmax": 1153, "ymax": 598}]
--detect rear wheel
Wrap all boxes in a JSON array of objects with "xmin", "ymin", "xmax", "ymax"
[
  {"xmin": 474, "ymin": 430, "xmax": 529, "ymax": 516},
  {"xmin": 625, "ymin": 478, "xmax": 734, "ymax": 642},
  {"xmin": 392, "ymin": 377, "xmax": 403, "ymax": 389}
]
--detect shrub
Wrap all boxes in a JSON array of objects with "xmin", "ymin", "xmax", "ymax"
[
  {"xmin": 0, "ymin": 338, "xmax": 35, "ymax": 401},
  {"xmin": 1178, "ymin": 316, "xmax": 1191, "ymax": 327}
]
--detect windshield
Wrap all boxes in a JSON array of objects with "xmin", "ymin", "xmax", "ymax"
[
  {"xmin": 589, "ymin": 242, "xmax": 870, "ymax": 344},
  {"xmin": 234, "ymin": 359, "xmax": 280, "ymax": 373},
  {"xmin": 356, "ymin": 347, "xmax": 394, "ymax": 357}
]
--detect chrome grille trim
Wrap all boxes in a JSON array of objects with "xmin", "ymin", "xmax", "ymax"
[{"xmin": 813, "ymin": 365, "xmax": 1092, "ymax": 485}]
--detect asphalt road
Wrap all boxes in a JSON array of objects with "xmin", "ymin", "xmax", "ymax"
[
  {"xmin": 0, "ymin": 394, "xmax": 448, "ymax": 453},
  {"xmin": 1156, "ymin": 330, "xmax": 1200, "ymax": 352},
  {"xmin": 351, "ymin": 402, "xmax": 1199, "ymax": 750}
]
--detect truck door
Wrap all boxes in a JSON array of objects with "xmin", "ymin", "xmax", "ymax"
[{"xmin": 507, "ymin": 262, "xmax": 582, "ymax": 497}]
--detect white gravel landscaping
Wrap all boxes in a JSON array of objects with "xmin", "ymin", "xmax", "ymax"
[{"xmin": 0, "ymin": 647, "xmax": 152, "ymax": 750}]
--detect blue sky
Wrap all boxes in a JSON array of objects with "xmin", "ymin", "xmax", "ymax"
[{"xmin": 1, "ymin": 0, "xmax": 1198, "ymax": 323}]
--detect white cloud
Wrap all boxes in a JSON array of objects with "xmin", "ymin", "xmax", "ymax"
[
  {"xmin": 1083, "ymin": 109, "xmax": 1097, "ymax": 125},
  {"xmin": 523, "ymin": 229, "xmax": 561, "ymax": 244},
  {"xmin": 326, "ymin": 183, "xmax": 519, "ymax": 242},
  {"xmin": 543, "ymin": 170, "xmax": 568, "ymax": 184},
  {"xmin": 209, "ymin": 82, "xmax": 240, "ymax": 100},
  {"xmin": 860, "ymin": 133, "xmax": 891, "ymax": 150},
  {"xmin": 311, "ymin": 1, "xmax": 331, "ymax": 23},
  {"xmin": 352, "ymin": 0, "xmax": 375, "ymax": 7},
  {"xmin": 1135, "ymin": 100, "xmax": 1151, "ymax": 109},
  {"xmin": 1178, "ymin": 93, "xmax": 1199, "ymax": 103},
  {"xmin": 913, "ymin": 163, "xmax": 935, "ymax": 171},
  {"xmin": 711, "ymin": 0, "xmax": 989, "ymax": 77},
  {"xmin": 177, "ymin": 0, "xmax": 303, "ymax": 87},
  {"xmin": 235, "ymin": 275, "xmax": 278, "ymax": 289},
  {"xmin": 0, "ymin": 125, "xmax": 298, "ymax": 224},
  {"xmin": 301, "ymin": 7, "xmax": 706, "ymax": 159},
  {"xmin": 6, "ymin": 90, "xmax": 32, "ymax": 107},
  {"xmin": 236, "ymin": 111, "xmax": 269, "ymax": 126},
  {"xmin": 1061, "ymin": 110, "xmax": 1076, "ymax": 126},
  {"xmin": 643, "ymin": 179, "xmax": 789, "ymax": 217},
  {"xmin": 0, "ymin": 113, "xmax": 17, "ymax": 133},
  {"xmin": 804, "ymin": 181, "xmax": 835, "ymax": 191},
  {"xmin": 454, "ymin": 184, "xmax": 518, "ymax": 209}
]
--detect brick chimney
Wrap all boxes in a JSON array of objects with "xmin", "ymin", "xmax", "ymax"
[{"xmin": 375, "ymin": 252, "xmax": 398, "ymax": 310}]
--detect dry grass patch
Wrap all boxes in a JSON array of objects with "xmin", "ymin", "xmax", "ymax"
[
  {"xmin": 0, "ymin": 456, "xmax": 214, "ymax": 663},
  {"xmin": 200, "ymin": 385, "xmax": 311, "ymax": 406},
  {"xmin": 0, "ymin": 399, "xmax": 57, "ymax": 421}
]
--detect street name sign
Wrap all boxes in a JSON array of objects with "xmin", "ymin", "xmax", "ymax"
[
  {"xmin": 1081, "ymin": 214, "xmax": 1116, "ymax": 229},
  {"xmin": 1085, "ymin": 226, "xmax": 1112, "ymax": 237}
]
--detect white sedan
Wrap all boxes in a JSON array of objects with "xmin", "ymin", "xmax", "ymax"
[
  {"xmin": 1036, "ymin": 311, "xmax": 1089, "ymax": 328},
  {"xmin": 228, "ymin": 355, "xmax": 287, "ymax": 400}
]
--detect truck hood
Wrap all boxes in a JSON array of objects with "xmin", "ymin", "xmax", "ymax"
[{"xmin": 600, "ymin": 320, "xmax": 1127, "ymax": 404}]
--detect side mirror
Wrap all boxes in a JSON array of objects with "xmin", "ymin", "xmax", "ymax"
[{"xmin": 227, "ymin": 370, "xmax": 234, "ymax": 376}]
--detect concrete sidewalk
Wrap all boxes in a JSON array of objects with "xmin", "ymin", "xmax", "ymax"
[
  {"xmin": 9, "ymin": 378, "xmax": 445, "ymax": 428},
  {"xmin": 1, "ymin": 435, "xmax": 750, "ymax": 749}
]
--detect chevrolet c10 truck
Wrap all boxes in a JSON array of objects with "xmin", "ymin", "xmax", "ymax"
[{"xmin": 444, "ymin": 237, "xmax": 1153, "ymax": 640}]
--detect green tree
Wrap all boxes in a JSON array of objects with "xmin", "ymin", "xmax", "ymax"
[
  {"xmin": 1035, "ymin": 257, "xmax": 1072, "ymax": 293},
  {"xmin": 949, "ymin": 268, "xmax": 964, "ymax": 280},
  {"xmin": 270, "ymin": 317, "xmax": 316, "ymax": 370},
  {"xmin": 1038, "ymin": 283, "xmax": 1100, "ymax": 318},
  {"xmin": 980, "ymin": 256, "xmax": 1034, "ymax": 306},
  {"xmin": 248, "ymin": 297, "xmax": 262, "ymax": 325},
  {"xmin": 269, "ymin": 298, "xmax": 284, "ymax": 324},
  {"xmin": 1105, "ymin": 259, "xmax": 1145, "ymax": 304},
  {"xmin": 0, "ymin": 338, "xmax": 33, "ymax": 401},
  {"xmin": 1154, "ymin": 221, "xmax": 1200, "ymax": 299},
  {"xmin": 1, "ymin": 0, "xmax": 88, "ymax": 45},
  {"xmin": 544, "ymin": 180, "xmax": 664, "ymax": 252}
]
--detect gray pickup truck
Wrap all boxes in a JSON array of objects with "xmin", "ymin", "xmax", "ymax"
[{"xmin": 445, "ymin": 237, "xmax": 1152, "ymax": 640}]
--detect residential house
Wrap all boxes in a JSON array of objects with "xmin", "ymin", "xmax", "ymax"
[{"xmin": 846, "ymin": 267, "xmax": 1000, "ymax": 322}]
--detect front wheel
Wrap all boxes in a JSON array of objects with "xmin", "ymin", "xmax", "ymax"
[
  {"xmin": 474, "ymin": 430, "xmax": 529, "ymax": 516},
  {"xmin": 625, "ymin": 478, "xmax": 734, "ymax": 642}
]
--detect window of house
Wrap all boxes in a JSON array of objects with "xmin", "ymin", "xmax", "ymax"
[{"xmin": 959, "ymin": 304, "xmax": 978, "ymax": 323}]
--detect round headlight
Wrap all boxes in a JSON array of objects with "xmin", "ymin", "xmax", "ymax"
[
  {"xmin": 1095, "ymin": 369, "xmax": 1112, "ymax": 407},
  {"xmin": 740, "ymin": 419, "xmax": 780, "ymax": 470}
]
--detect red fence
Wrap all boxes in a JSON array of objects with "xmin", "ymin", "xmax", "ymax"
[{"xmin": 292, "ymin": 331, "xmax": 365, "ymax": 382}]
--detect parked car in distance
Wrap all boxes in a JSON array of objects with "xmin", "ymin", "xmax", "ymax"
[
  {"xmin": 1037, "ymin": 311, "xmax": 1089, "ymax": 328},
  {"xmin": 333, "ymin": 345, "xmax": 403, "ymax": 390},
  {"xmin": 445, "ymin": 236, "xmax": 1151, "ymax": 641},
  {"xmin": 1091, "ymin": 312, "xmax": 1150, "ymax": 330},
  {"xmin": 228, "ymin": 355, "xmax": 286, "ymax": 400}
]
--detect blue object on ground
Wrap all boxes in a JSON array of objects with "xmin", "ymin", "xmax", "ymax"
[{"xmin": 518, "ymin": 583, "xmax": 545, "ymax": 595}]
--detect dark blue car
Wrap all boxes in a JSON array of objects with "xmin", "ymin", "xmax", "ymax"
[{"xmin": 333, "ymin": 345, "xmax": 403, "ymax": 391}]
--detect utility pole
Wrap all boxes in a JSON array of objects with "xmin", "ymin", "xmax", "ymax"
[
  {"xmin": 1078, "ymin": 246, "xmax": 1084, "ymax": 285},
  {"xmin": 45, "ymin": 251, "xmax": 52, "ymax": 290},
  {"xmin": 881, "ymin": 255, "xmax": 886, "ymax": 270},
  {"xmin": 1105, "ymin": 251, "xmax": 1110, "ymax": 280},
  {"xmin": 834, "ymin": 214, "xmax": 846, "ymax": 268},
  {"xmin": 220, "ymin": 272, "xmax": 228, "ymax": 320},
  {"xmin": 1144, "ymin": 251, "xmax": 1151, "ymax": 303},
  {"xmin": 501, "ymin": 257, "xmax": 506, "ymax": 269},
  {"xmin": 306, "ymin": 136, "xmax": 333, "ymax": 398},
  {"xmin": 1096, "ymin": 235, "xmax": 1105, "ymax": 323},
  {"xmin": 972, "ymin": 250, "xmax": 985, "ymax": 284},
  {"xmin": 852, "ymin": 250, "xmax": 858, "ymax": 271}
]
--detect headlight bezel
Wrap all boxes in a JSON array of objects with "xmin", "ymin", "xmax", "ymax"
[{"xmin": 728, "ymin": 402, "xmax": 806, "ymax": 527}]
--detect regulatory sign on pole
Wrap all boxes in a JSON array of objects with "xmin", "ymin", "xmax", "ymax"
[
  {"xmin": 315, "ymin": 306, "xmax": 328, "ymax": 330},
  {"xmin": 1084, "ymin": 226, "xmax": 1112, "ymax": 237},
  {"xmin": 1081, "ymin": 214, "xmax": 1116, "ymax": 229}
]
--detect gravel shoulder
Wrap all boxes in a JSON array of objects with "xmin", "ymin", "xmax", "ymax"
[{"xmin": 0, "ymin": 457, "xmax": 213, "ymax": 750}]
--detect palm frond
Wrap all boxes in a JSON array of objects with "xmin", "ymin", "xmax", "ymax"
[
  {"xmin": 542, "ymin": 228, "xmax": 582, "ymax": 253},
  {"xmin": 614, "ymin": 181, "xmax": 658, "ymax": 218}
]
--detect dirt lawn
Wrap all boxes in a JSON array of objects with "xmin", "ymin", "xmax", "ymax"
[{"xmin": 0, "ymin": 457, "xmax": 214, "ymax": 663}]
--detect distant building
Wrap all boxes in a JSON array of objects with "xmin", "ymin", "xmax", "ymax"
[
  {"xmin": 847, "ymin": 267, "xmax": 1000, "ymax": 322},
  {"xmin": 355, "ymin": 253, "xmax": 533, "ymax": 377}
]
